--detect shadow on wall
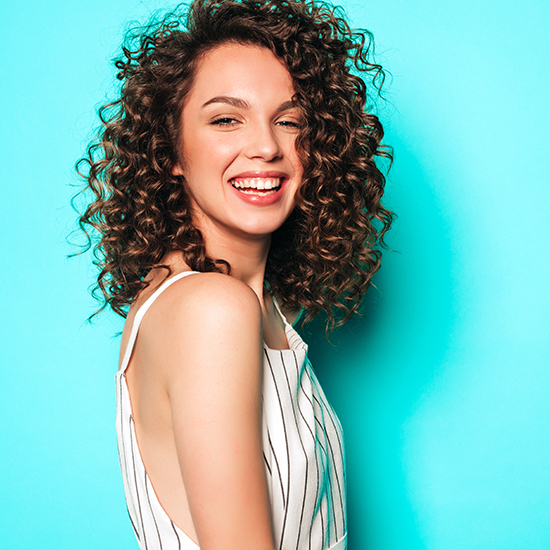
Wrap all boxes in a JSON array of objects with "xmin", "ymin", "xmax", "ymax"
[{"xmin": 297, "ymin": 139, "xmax": 457, "ymax": 549}]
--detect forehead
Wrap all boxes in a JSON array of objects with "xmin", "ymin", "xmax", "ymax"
[{"xmin": 188, "ymin": 43, "xmax": 295, "ymax": 104}]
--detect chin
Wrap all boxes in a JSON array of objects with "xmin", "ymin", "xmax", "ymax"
[{"xmin": 235, "ymin": 216, "xmax": 291, "ymax": 237}]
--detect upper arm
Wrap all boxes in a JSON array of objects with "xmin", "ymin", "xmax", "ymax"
[{"xmin": 142, "ymin": 274, "xmax": 274, "ymax": 550}]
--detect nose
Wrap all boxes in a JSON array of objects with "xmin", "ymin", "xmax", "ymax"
[{"xmin": 244, "ymin": 121, "xmax": 282, "ymax": 161}]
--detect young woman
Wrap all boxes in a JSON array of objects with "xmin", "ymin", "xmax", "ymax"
[{"xmin": 77, "ymin": 0, "xmax": 393, "ymax": 548}]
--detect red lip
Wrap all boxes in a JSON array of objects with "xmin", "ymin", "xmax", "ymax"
[{"xmin": 229, "ymin": 171, "xmax": 288, "ymax": 179}]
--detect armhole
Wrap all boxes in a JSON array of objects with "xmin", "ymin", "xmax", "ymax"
[{"xmin": 118, "ymin": 271, "xmax": 200, "ymax": 374}]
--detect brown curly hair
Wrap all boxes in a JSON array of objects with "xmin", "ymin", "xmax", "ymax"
[{"xmin": 76, "ymin": 0, "xmax": 394, "ymax": 329}]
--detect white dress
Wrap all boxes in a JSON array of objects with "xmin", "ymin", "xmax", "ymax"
[{"xmin": 116, "ymin": 271, "xmax": 347, "ymax": 549}]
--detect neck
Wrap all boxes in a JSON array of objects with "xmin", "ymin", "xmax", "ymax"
[
  {"xmin": 164, "ymin": 220, "xmax": 272, "ymax": 308},
  {"xmin": 202, "ymin": 222, "xmax": 271, "ymax": 303}
]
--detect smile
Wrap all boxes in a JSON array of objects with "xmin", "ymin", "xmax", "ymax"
[{"xmin": 230, "ymin": 177, "xmax": 283, "ymax": 194}]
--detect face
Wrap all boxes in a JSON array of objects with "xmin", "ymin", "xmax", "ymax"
[{"xmin": 173, "ymin": 43, "xmax": 303, "ymax": 242}]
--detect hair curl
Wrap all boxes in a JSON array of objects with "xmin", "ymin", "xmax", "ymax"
[{"xmin": 75, "ymin": 0, "xmax": 394, "ymax": 330}]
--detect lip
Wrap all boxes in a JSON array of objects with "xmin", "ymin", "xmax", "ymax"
[{"xmin": 227, "ymin": 171, "xmax": 289, "ymax": 206}]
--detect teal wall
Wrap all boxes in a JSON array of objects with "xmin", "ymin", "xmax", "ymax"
[{"xmin": 1, "ymin": 1, "xmax": 548, "ymax": 548}]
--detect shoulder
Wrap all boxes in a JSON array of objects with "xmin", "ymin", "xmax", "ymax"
[
  {"xmin": 137, "ymin": 273, "xmax": 264, "ymax": 395},
  {"xmin": 139, "ymin": 272, "xmax": 262, "ymax": 353},
  {"xmin": 157, "ymin": 271, "xmax": 260, "ymax": 320}
]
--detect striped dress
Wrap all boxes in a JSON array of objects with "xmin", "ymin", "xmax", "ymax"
[{"xmin": 116, "ymin": 271, "xmax": 347, "ymax": 550}]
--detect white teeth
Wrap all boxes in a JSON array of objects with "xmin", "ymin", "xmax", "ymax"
[{"xmin": 230, "ymin": 177, "xmax": 282, "ymax": 191}]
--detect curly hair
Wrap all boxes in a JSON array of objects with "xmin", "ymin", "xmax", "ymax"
[{"xmin": 76, "ymin": 0, "xmax": 394, "ymax": 329}]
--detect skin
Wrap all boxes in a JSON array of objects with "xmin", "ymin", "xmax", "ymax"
[{"xmin": 119, "ymin": 44, "xmax": 303, "ymax": 550}]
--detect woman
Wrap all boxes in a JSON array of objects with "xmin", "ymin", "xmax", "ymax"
[{"xmin": 77, "ymin": 0, "xmax": 393, "ymax": 548}]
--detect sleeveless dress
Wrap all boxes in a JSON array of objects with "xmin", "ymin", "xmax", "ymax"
[{"xmin": 116, "ymin": 271, "xmax": 347, "ymax": 550}]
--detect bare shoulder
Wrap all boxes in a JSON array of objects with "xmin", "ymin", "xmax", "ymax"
[
  {"xmin": 150, "ymin": 271, "xmax": 261, "ymax": 323},
  {"xmin": 147, "ymin": 273, "xmax": 272, "ymax": 549},
  {"xmin": 138, "ymin": 272, "xmax": 262, "ymax": 377}
]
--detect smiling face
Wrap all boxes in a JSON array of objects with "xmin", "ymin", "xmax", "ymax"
[{"xmin": 173, "ymin": 43, "xmax": 303, "ymax": 244}]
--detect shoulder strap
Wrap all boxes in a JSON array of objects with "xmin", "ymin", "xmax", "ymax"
[
  {"xmin": 270, "ymin": 291, "xmax": 304, "ymax": 329},
  {"xmin": 270, "ymin": 292, "xmax": 291, "ymax": 329},
  {"xmin": 119, "ymin": 271, "xmax": 200, "ymax": 373}
]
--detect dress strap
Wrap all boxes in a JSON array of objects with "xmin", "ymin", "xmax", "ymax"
[
  {"xmin": 270, "ymin": 291, "xmax": 304, "ymax": 329},
  {"xmin": 270, "ymin": 292, "xmax": 291, "ymax": 330},
  {"xmin": 119, "ymin": 271, "xmax": 200, "ymax": 373}
]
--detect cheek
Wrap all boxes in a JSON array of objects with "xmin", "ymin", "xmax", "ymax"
[
  {"xmin": 288, "ymin": 147, "xmax": 303, "ymax": 180},
  {"xmin": 284, "ymin": 134, "xmax": 302, "ymax": 168},
  {"xmin": 185, "ymin": 135, "xmax": 241, "ymax": 172}
]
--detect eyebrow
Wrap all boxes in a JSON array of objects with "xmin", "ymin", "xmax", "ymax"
[
  {"xmin": 277, "ymin": 100, "xmax": 297, "ymax": 112},
  {"xmin": 202, "ymin": 96, "xmax": 297, "ymax": 112},
  {"xmin": 202, "ymin": 96, "xmax": 249, "ymax": 109}
]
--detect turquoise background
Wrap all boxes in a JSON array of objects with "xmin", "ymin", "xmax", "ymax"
[{"xmin": 1, "ymin": 0, "xmax": 548, "ymax": 548}]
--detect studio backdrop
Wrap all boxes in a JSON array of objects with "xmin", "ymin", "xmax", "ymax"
[{"xmin": 1, "ymin": 1, "xmax": 548, "ymax": 548}]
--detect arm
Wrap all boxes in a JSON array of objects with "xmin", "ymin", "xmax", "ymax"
[{"xmin": 145, "ymin": 273, "xmax": 275, "ymax": 550}]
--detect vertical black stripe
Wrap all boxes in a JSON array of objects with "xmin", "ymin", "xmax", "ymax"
[
  {"xmin": 127, "ymin": 506, "xmax": 139, "ymax": 541},
  {"xmin": 302, "ymin": 386, "xmax": 334, "ymax": 542},
  {"xmin": 307, "ymin": 363, "xmax": 345, "ymax": 461},
  {"xmin": 297, "ymin": 366, "xmax": 323, "ymax": 550},
  {"xmin": 311, "ymin": 453, "xmax": 320, "ymax": 550},
  {"xmin": 314, "ymin": 421, "xmax": 336, "ymax": 542},
  {"xmin": 300, "ymin": 390, "xmax": 329, "ymax": 456},
  {"xmin": 319, "ymin": 406, "xmax": 345, "ymax": 532},
  {"xmin": 260, "ymin": 394, "xmax": 272, "ymax": 477},
  {"xmin": 268, "ymin": 429, "xmax": 286, "ymax": 507},
  {"xmin": 170, "ymin": 520, "xmax": 182, "ymax": 550},
  {"xmin": 321, "ymin": 404, "xmax": 346, "ymax": 528},
  {"xmin": 118, "ymin": 378, "xmax": 139, "ymax": 539},
  {"xmin": 312, "ymin": 391, "xmax": 338, "ymax": 541},
  {"xmin": 298, "ymin": 377, "xmax": 335, "ymax": 542},
  {"xmin": 144, "ymin": 470, "xmax": 163, "ymax": 549},
  {"xmin": 280, "ymin": 351, "xmax": 309, "ymax": 550},
  {"xmin": 116, "ymin": 378, "xmax": 124, "ymax": 471},
  {"xmin": 293, "ymin": 354, "xmax": 319, "ymax": 550},
  {"xmin": 129, "ymin": 416, "xmax": 148, "ymax": 550},
  {"xmin": 263, "ymin": 452, "xmax": 272, "ymax": 476},
  {"xmin": 311, "ymin": 390, "xmax": 343, "ymax": 540},
  {"xmin": 320, "ymin": 495, "xmax": 325, "ymax": 550},
  {"xmin": 264, "ymin": 350, "xmax": 291, "ymax": 550},
  {"xmin": 310, "ymin": 364, "xmax": 346, "ymax": 485},
  {"xmin": 307, "ymin": 366, "xmax": 346, "ymax": 538}
]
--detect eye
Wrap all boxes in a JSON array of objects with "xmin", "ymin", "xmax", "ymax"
[
  {"xmin": 210, "ymin": 117, "xmax": 239, "ymax": 126},
  {"xmin": 276, "ymin": 119, "xmax": 302, "ymax": 129}
]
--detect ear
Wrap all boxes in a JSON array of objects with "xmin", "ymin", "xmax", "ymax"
[{"xmin": 172, "ymin": 162, "xmax": 185, "ymax": 176}]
